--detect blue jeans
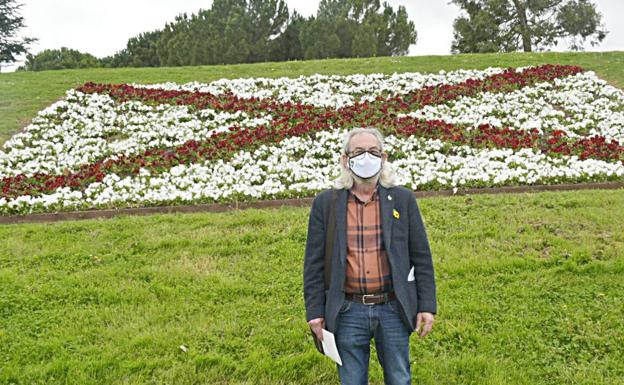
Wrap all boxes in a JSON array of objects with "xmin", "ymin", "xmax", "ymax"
[{"xmin": 334, "ymin": 297, "xmax": 412, "ymax": 385}]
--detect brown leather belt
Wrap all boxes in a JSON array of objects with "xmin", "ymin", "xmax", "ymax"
[{"xmin": 345, "ymin": 291, "xmax": 396, "ymax": 305}]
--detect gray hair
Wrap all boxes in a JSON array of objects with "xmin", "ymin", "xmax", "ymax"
[{"xmin": 332, "ymin": 127, "xmax": 398, "ymax": 189}]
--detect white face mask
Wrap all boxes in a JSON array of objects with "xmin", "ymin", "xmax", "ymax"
[{"xmin": 348, "ymin": 151, "xmax": 382, "ymax": 179}]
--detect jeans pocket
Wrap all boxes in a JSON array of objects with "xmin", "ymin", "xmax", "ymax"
[
  {"xmin": 387, "ymin": 299, "xmax": 401, "ymax": 315},
  {"xmin": 338, "ymin": 299, "xmax": 352, "ymax": 314}
]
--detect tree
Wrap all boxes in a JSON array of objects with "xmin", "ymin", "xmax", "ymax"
[
  {"xmin": 386, "ymin": 4, "xmax": 417, "ymax": 55},
  {"xmin": 126, "ymin": 31, "xmax": 162, "ymax": 67},
  {"xmin": 0, "ymin": 0, "xmax": 37, "ymax": 71},
  {"xmin": 100, "ymin": 46, "xmax": 136, "ymax": 68},
  {"xmin": 270, "ymin": 10, "xmax": 305, "ymax": 61},
  {"xmin": 18, "ymin": 47, "xmax": 100, "ymax": 71},
  {"xmin": 100, "ymin": 0, "xmax": 417, "ymax": 68},
  {"xmin": 128, "ymin": 0, "xmax": 290, "ymax": 66},
  {"xmin": 222, "ymin": 12, "xmax": 250, "ymax": 64},
  {"xmin": 352, "ymin": 23, "xmax": 377, "ymax": 57},
  {"xmin": 451, "ymin": 0, "xmax": 608, "ymax": 53},
  {"xmin": 300, "ymin": 16, "xmax": 341, "ymax": 59},
  {"xmin": 246, "ymin": 0, "xmax": 290, "ymax": 62},
  {"xmin": 300, "ymin": 0, "xmax": 417, "ymax": 60}
]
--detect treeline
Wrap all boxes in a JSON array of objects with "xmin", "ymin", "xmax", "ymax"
[
  {"xmin": 13, "ymin": 0, "xmax": 608, "ymax": 72},
  {"xmin": 18, "ymin": 0, "xmax": 416, "ymax": 71},
  {"xmin": 18, "ymin": 47, "xmax": 99, "ymax": 71}
]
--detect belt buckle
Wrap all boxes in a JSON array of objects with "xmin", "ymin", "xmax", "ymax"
[{"xmin": 362, "ymin": 294, "xmax": 377, "ymax": 305}]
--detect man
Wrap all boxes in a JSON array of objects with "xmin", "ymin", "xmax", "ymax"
[{"xmin": 303, "ymin": 127, "xmax": 437, "ymax": 385}]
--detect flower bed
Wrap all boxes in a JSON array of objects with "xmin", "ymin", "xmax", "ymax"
[{"xmin": 1, "ymin": 64, "xmax": 623, "ymax": 215}]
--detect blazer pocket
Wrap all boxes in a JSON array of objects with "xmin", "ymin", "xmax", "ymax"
[{"xmin": 407, "ymin": 265, "xmax": 415, "ymax": 282}]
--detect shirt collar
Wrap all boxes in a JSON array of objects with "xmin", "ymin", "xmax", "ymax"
[{"xmin": 349, "ymin": 181, "xmax": 380, "ymax": 204}]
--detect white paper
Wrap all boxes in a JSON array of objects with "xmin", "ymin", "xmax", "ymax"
[
  {"xmin": 321, "ymin": 329, "xmax": 343, "ymax": 366},
  {"xmin": 407, "ymin": 266, "xmax": 415, "ymax": 281}
]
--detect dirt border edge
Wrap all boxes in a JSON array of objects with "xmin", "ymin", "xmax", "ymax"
[{"xmin": 2, "ymin": 181, "xmax": 624, "ymax": 225}]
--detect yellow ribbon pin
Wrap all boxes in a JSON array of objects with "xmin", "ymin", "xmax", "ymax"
[{"xmin": 393, "ymin": 209, "xmax": 400, "ymax": 219}]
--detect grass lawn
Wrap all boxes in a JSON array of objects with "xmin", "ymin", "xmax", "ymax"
[
  {"xmin": 1, "ymin": 51, "xmax": 623, "ymax": 145},
  {"xmin": 1, "ymin": 188, "xmax": 623, "ymax": 385}
]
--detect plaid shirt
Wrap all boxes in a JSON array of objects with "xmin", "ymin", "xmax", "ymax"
[{"xmin": 343, "ymin": 183, "xmax": 394, "ymax": 294}]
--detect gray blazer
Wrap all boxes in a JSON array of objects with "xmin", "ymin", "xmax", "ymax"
[{"xmin": 303, "ymin": 184, "xmax": 437, "ymax": 333}]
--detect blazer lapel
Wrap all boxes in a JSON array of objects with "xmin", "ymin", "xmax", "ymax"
[
  {"xmin": 336, "ymin": 188, "xmax": 348, "ymax": 268},
  {"xmin": 378, "ymin": 184, "xmax": 394, "ymax": 252}
]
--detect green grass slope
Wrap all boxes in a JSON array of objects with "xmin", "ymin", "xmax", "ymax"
[
  {"xmin": 1, "ymin": 189, "xmax": 623, "ymax": 384},
  {"xmin": 1, "ymin": 51, "xmax": 623, "ymax": 145}
]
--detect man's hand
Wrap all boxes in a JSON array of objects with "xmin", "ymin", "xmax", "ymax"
[
  {"xmin": 414, "ymin": 312, "xmax": 434, "ymax": 338},
  {"xmin": 308, "ymin": 317, "xmax": 325, "ymax": 341}
]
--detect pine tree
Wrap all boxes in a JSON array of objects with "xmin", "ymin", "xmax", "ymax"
[
  {"xmin": 300, "ymin": 0, "xmax": 417, "ymax": 59},
  {"xmin": 102, "ymin": 0, "xmax": 417, "ymax": 68},
  {"xmin": 270, "ymin": 10, "xmax": 305, "ymax": 61},
  {"xmin": 0, "ymin": 0, "xmax": 37, "ymax": 71}
]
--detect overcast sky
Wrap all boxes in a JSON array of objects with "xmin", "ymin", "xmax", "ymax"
[{"xmin": 3, "ymin": 0, "xmax": 623, "ymax": 72}]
